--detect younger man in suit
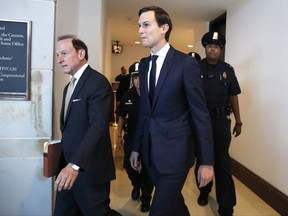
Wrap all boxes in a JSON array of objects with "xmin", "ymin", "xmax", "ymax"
[{"xmin": 130, "ymin": 6, "xmax": 214, "ymax": 216}]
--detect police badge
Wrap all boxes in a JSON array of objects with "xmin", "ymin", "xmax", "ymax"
[{"xmin": 223, "ymin": 72, "xmax": 227, "ymax": 79}]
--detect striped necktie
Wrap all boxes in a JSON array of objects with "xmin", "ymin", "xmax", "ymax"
[{"xmin": 64, "ymin": 76, "xmax": 76, "ymax": 118}]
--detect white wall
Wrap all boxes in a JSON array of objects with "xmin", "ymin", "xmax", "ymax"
[
  {"xmin": 53, "ymin": 0, "xmax": 79, "ymax": 140},
  {"xmin": 53, "ymin": 0, "xmax": 106, "ymax": 139},
  {"xmin": 111, "ymin": 45, "xmax": 149, "ymax": 80},
  {"xmin": 226, "ymin": 0, "xmax": 288, "ymax": 195},
  {"xmin": 78, "ymin": 1, "xmax": 103, "ymax": 72},
  {"xmin": 170, "ymin": 20, "xmax": 208, "ymax": 58},
  {"xmin": 0, "ymin": 0, "xmax": 55, "ymax": 215},
  {"xmin": 190, "ymin": 21, "xmax": 209, "ymax": 59}
]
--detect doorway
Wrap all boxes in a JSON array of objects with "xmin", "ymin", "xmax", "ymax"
[{"xmin": 209, "ymin": 13, "xmax": 226, "ymax": 61}]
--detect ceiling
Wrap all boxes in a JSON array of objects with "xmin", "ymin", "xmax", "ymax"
[{"xmin": 106, "ymin": 0, "xmax": 239, "ymax": 50}]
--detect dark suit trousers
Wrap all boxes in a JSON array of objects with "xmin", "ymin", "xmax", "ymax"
[
  {"xmin": 147, "ymin": 161, "xmax": 190, "ymax": 216},
  {"xmin": 54, "ymin": 180, "xmax": 111, "ymax": 216}
]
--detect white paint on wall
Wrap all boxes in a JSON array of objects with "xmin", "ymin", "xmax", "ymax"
[
  {"xmin": 226, "ymin": 0, "xmax": 288, "ymax": 195},
  {"xmin": 0, "ymin": 0, "xmax": 55, "ymax": 215}
]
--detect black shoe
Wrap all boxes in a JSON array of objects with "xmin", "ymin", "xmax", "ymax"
[
  {"xmin": 140, "ymin": 203, "xmax": 150, "ymax": 213},
  {"xmin": 218, "ymin": 206, "xmax": 233, "ymax": 216},
  {"xmin": 197, "ymin": 193, "xmax": 208, "ymax": 206},
  {"xmin": 131, "ymin": 187, "xmax": 140, "ymax": 200}
]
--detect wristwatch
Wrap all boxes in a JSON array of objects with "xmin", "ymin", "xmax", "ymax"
[{"xmin": 69, "ymin": 163, "xmax": 80, "ymax": 171}]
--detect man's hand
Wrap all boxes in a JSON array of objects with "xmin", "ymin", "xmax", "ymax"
[
  {"xmin": 130, "ymin": 151, "xmax": 142, "ymax": 172},
  {"xmin": 233, "ymin": 124, "xmax": 242, "ymax": 137},
  {"xmin": 197, "ymin": 165, "xmax": 214, "ymax": 188},
  {"xmin": 54, "ymin": 164, "xmax": 79, "ymax": 191}
]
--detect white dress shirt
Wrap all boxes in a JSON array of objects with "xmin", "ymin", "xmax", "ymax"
[{"xmin": 148, "ymin": 43, "xmax": 170, "ymax": 90}]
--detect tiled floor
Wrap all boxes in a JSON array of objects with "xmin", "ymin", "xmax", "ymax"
[{"xmin": 109, "ymin": 126, "xmax": 280, "ymax": 216}]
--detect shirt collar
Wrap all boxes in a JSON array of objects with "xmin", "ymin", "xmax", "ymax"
[
  {"xmin": 151, "ymin": 43, "xmax": 170, "ymax": 59},
  {"xmin": 72, "ymin": 63, "xmax": 88, "ymax": 80}
]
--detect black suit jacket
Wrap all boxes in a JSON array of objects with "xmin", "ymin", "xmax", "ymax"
[
  {"xmin": 133, "ymin": 47, "xmax": 214, "ymax": 174},
  {"xmin": 60, "ymin": 65, "xmax": 115, "ymax": 184}
]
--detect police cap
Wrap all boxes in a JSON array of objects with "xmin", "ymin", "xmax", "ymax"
[
  {"xmin": 129, "ymin": 62, "xmax": 140, "ymax": 77},
  {"xmin": 201, "ymin": 31, "xmax": 226, "ymax": 48},
  {"xmin": 187, "ymin": 52, "xmax": 201, "ymax": 61}
]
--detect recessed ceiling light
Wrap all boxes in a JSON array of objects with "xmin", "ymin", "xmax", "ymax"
[
  {"xmin": 188, "ymin": 44, "xmax": 193, "ymax": 48},
  {"xmin": 135, "ymin": 41, "xmax": 141, "ymax": 44}
]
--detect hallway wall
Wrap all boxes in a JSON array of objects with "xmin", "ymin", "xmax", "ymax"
[
  {"xmin": 53, "ymin": 0, "xmax": 107, "ymax": 139},
  {"xmin": 0, "ymin": 0, "xmax": 55, "ymax": 215},
  {"xmin": 226, "ymin": 0, "xmax": 288, "ymax": 196}
]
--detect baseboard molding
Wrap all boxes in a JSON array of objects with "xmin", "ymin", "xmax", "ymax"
[{"xmin": 232, "ymin": 158, "xmax": 288, "ymax": 215}]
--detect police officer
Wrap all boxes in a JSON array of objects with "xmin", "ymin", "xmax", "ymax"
[
  {"xmin": 194, "ymin": 31, "xmax": 242, "ymax": 216},
  {"xmin": 116, "ymin": 62, "xmax": 153, "ymax": 213}
]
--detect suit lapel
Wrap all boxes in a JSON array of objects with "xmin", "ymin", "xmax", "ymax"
[
  {"xmin": 63, "ymin": 66, "xmax": 90, "ymax": 126},
  {"xmin": 60, "ymin": 85, "xmax": 68, "ymax": 130}
]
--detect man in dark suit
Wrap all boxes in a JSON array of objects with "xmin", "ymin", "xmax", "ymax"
[
  {"xmin": 54, "ymin": 35, "xmax": 121, "ymax": 216},
  {"xmin": 115, "ymin": 68, "xmax": 131, "ymax": 104},
  {"xmin": 130, "ymin": 6, "xmax": 214, "ymax": 216},
  {"xmin": 115, "ymin": 66, "xmax": 128, "ymax": 82}
]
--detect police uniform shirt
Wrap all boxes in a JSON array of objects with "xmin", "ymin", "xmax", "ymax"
[
  {"xmin": 116, "ymin": 74, "xmax": 131, "ymax": 102},
  {"xmin": 199, "ymin": 58, "xmax": 241, "ymax": 109},
  {"xmin": 116, "ymin": 87, "xmax": 140, "ymax": 135}
]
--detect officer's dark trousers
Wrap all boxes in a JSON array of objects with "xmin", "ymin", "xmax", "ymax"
[
  {"xmin": 195, "ymin": 117, "xmax": 236, "ymax": 216},
  {"xmin": 124, "ymin": 139, "xmax": 153, "ymax": 205}
]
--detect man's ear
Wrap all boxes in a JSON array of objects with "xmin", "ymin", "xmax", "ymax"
[
  {"xmin": 78, "ymin": 49, "xmax": 85, "ymax": 60},
  {"xmin": 161, "ymin": 24, "xmax": 169, "ymax": 34}
]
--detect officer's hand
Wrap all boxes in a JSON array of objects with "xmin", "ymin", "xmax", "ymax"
[
  {"xmin": 54, "ymin": 165, "xmax": 79, "ymax": 192},
  {"xmin": 233, "ymin": 124, "xmax": 242, "ymax": 137},
  {"xmin": 117, "ymin": 136, "xmax": 124, "ymax": 149}
]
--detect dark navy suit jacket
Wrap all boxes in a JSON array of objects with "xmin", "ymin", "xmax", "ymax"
[
  {"xmin": 60, "ymin": 65, "xmax": 116, "ymax": 184},
  {"xmin": 133, "ymin": 47, "xmax": 214, "ymax": 174}
]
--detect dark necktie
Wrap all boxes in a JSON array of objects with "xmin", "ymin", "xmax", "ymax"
[
  {"xmin": 64, "ymin": 76, "xmax": 76, "ymax": 118},
  {"xmin": 149, "ymin": 55, "xmax": 158, "ymax": 105}
]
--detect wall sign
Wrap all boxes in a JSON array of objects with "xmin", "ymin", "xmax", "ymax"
[{"xmin": 0, "ymin": 19, "xmax": 31, "ymax": 100}]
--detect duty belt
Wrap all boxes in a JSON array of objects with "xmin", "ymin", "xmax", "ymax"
[{"xmin": 209, "ymin": 106, "xmax": 231, "ymax": 119}]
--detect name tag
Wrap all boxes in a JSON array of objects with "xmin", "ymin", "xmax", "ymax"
[{"xmin": 125, "ymin": 100, "xmax": 133, "ymax": 105}]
